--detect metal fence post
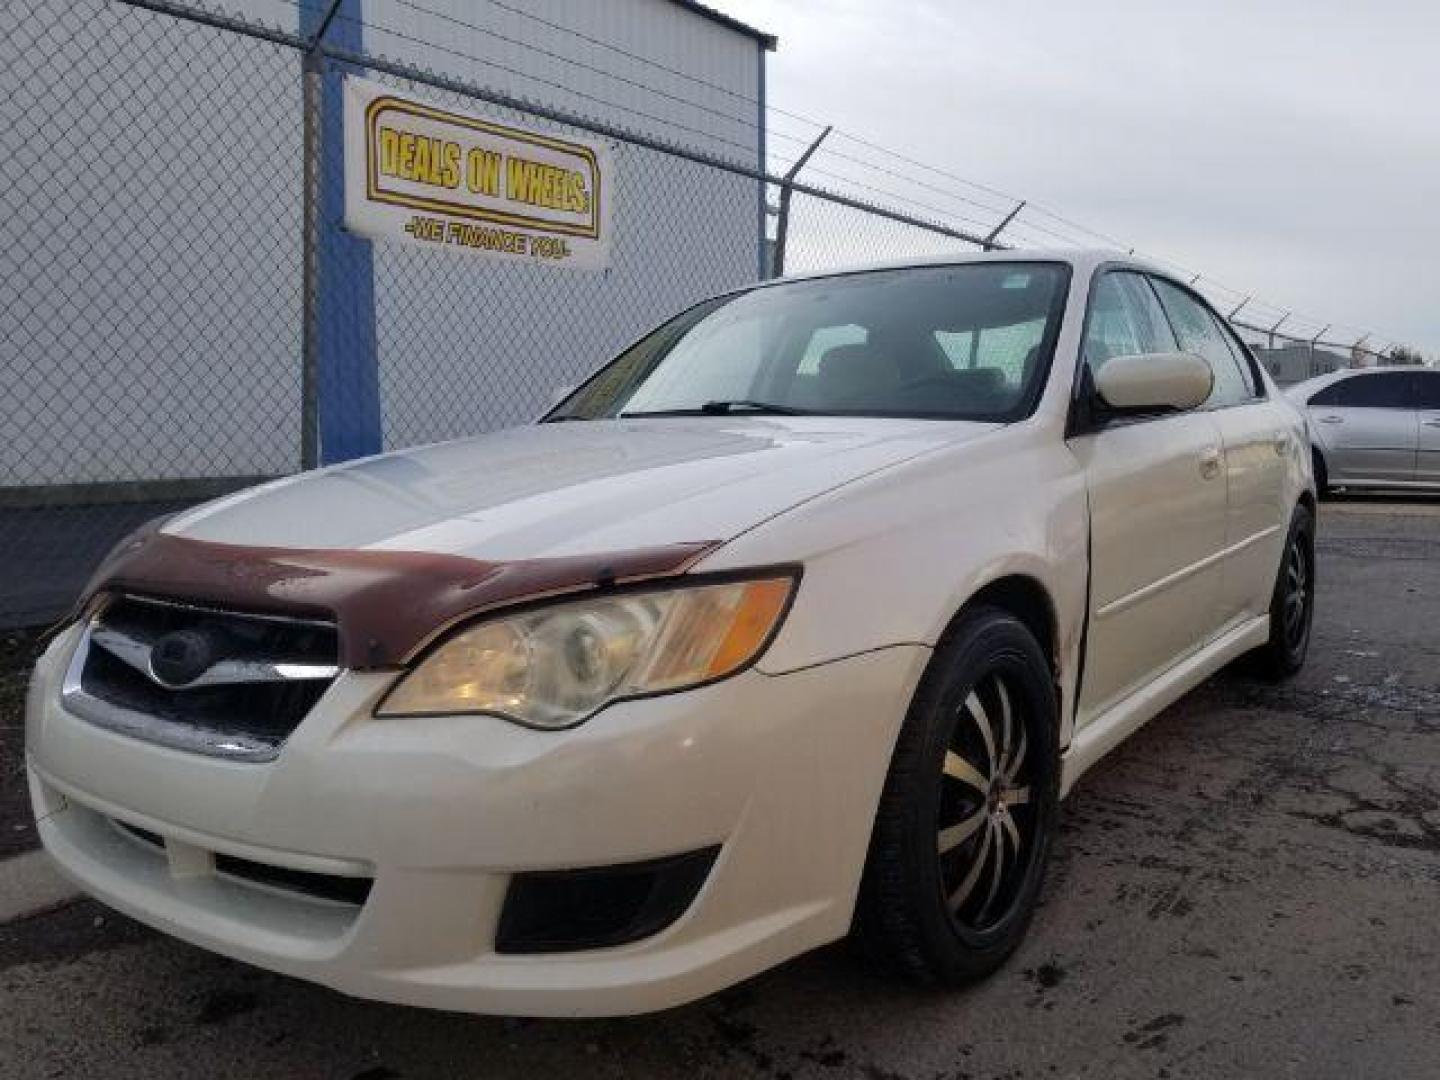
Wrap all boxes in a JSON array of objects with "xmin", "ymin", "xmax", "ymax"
[
  {"xmin": 300, "ymin": 57, "xmax": 323, "ymax": 469},
  {"xmin": 984, "ymin": 201, "xmax": 1025, "ymax": 249},
  {"xmin": 300, "ymin": 0, "xmax": 381, "ymax": 467},
  {"xmin": 1308, "ymin": 325, "xmax": 1330, "ymax": 378},
  {"xmin": 299, "ymin": 0, "xmax": 345, "ymax": 470},
  {"xmin": 771, "ymin": 126, "xmax": 831, "ymax": 278},
  {"xmin": 1268, "ymin": 312, "xmax": 1289, "ymax": 351},
  {"xmin": 755, "ymin": 40, "xmax": 767, "ymax": 281}
]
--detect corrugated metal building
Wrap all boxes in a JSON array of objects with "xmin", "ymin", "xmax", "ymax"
[
  {"xmin": 357, "ymin": 0, "xmax": 775, "ymax": 453},
  {"xmin": 1, "ymin": 0, "xmax": 773, "ymax": 488}
]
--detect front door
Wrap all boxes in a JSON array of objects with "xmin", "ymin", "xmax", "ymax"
[
  {"xmin": 1068, "ymin": 270, "xmax": 1230, "ymax": 724},
  {"xmin": 1147, "ymin": 276, "xmax": 1290, "ymax": 628}
]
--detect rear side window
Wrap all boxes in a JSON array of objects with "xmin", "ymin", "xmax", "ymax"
[
  {"xmin": 1309, "ymin": 372, "xmax": 1416, "ymax": 408},
  {"xmin": 1082, "ymin": 272, "xmax": 1176, "ymax": 370},
  {"xmin": 1148, "ymin": 278, "xmax": 1255, "ymax": 408},
  {"xmin": 1213, "ymin": 317, "xmax": 1264, "ymax": 397}
]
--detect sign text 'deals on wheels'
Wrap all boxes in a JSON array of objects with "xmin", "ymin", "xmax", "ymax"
[{"xmin": 343, "ymin": 76, "xmax": 612, "ymax": 271}]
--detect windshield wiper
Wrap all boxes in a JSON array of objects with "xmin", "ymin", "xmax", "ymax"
[
  {"xmin": 620, "ymin": 400, "xmax": 814, "ymax": 419},
  {"xmin": 702, "ymin": 399, "xmax": 812, "ymax": 415}
]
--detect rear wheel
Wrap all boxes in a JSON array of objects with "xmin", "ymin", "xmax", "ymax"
[
  {"xmin": 856, "ymin": 607, "xmax": 1058, "ymax": 985},
  {"xmin": 1249, "ymin": 504, "xmax": 1316, "ymax": 679}
]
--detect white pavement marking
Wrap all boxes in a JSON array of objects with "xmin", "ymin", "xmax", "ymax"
[{"xmin": 0, "ymin": 849, "xmax": 80, "ymax": 923}]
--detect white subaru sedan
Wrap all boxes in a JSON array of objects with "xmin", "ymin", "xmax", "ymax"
[{"xmin": 27, "ymin": 250, "xmax": 1315, "ymax": 1016}]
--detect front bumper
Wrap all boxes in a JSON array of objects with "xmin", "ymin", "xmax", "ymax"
[{"xmin": 26, "ymin": 627, "xmax": 927, "ymax": 1016}]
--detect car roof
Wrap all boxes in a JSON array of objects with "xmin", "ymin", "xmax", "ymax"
[
  {"xmin": 762, "ymin": 248, "xmax": 1166, "ymax": 289},
  {"xmin": 1288, "ymin": 365, "xmax": 1432, "ymax": 397}
]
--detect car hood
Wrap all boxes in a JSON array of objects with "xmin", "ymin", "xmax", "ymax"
[{"xmin": 167, "ymin": 416, "xmax": 996, "ymax": 560}]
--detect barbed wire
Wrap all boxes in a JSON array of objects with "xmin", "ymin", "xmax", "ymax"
[{"xmin": 182, "ymin": 0, "xmax": 1427, "ymax": 357}]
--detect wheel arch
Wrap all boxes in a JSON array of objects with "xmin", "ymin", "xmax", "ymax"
[
  {"xmin": 948, "ymin": 575, "xmax": 1059, "ymax": 675},
  {"xmin": 929, "ymin": 574, "xmax": 1067, "ymax": 730}
]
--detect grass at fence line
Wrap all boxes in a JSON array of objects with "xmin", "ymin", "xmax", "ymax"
[{"xmin": 0, "ymin": 629, "xmax": 41, "ymax": 859}]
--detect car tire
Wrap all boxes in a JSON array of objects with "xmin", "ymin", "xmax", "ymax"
[
  {"xmin": 1312, "ymin": 449, "xmax": 1330, "ymax": 498},
  {"xmin": 856, "ymin": 605, "xmax": 1058, "ymax": 986},
  {"xmin": 1249, "ymin": 503, "xmax": 1316, "ymax": 680}
]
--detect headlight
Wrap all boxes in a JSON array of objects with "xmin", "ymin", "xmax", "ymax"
[{"xmin": 376, "ymin": 574, "xmax": 796, "ymax": 728}]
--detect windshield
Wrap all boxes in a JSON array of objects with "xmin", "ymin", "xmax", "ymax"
[{"xmin": 547, "ymin": 262, "xmax": 1071, "ymax": 422}]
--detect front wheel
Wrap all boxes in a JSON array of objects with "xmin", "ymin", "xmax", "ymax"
[
  {"xmin": 1249, "ymin": 504, "xmax": 1316, "ymax": 679},
  {"xmin": 856, "ymin": 606, "xmax": 1058, "ymax": 985}
]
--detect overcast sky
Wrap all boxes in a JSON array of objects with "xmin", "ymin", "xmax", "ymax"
[{"xmin": 717, "ymin": 0, "xmax": 1439, "ymax": 358}]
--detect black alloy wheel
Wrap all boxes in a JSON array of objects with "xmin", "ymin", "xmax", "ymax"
[
  {"xmin": 1249, "ymin": 503, "xmax": 1316, "ymax": 679},
  {"xmin": 937, "ymin": 672, "xmax": 1036, "ymax": 931},
  {"xmin": 857, "ymin": 606, "xmax": 1058, "ymax": 985}
]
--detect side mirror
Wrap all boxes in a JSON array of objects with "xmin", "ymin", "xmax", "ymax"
[{"xmin": 1094, "ymin": 351, "xmax": 1213, "ymax": 413}]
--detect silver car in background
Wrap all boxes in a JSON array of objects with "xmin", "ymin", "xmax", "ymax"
[{"xmin": 1288, "ymin": 367, "xmax": 1440, "ymax": 492}]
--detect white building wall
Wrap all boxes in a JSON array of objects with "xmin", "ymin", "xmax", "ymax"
[
  {"xmin": 0, "ymin": 0, "xmax": 766, "ymax": 485},
  {"xmin": 0, "ymin": 0, "xmax": 306, "ymax": 488},
  {"xmin": 363, "ymin": 0, "xmax": 762, "ymax": 162},
  {"xmin": 361, "ymin": 0, "xmax": 765, "ymax": 448}
]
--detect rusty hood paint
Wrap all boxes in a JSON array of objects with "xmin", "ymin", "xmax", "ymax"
[{"xmin": 83, "ymin": 530, "xmax": 716, "ymax": 669}]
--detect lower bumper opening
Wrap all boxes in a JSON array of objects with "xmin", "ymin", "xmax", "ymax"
[
  {"xmin": 113, "ymin": 819, "xmax": 373, "ymax": 907},
  {"xmin": 496, "ymin": 846, "xmax": 720, "ymax": 954}
]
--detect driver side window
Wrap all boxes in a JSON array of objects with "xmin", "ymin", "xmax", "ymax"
[{"xmin": 1082, "ymin": 271, "xmax": 1177, "ymax": 380}]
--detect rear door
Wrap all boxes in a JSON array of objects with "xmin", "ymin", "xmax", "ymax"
[
  {"xmin": 1307, "ymin": 372, "xmax": 1418, "ymax": 484},
  {"xmin": 1068, "ymin": 270, "xmax": 1229, "ymax": 724},
  {"xmin": 1148, "ymin": 277, "xmax": 1289, "ymax": 628},
  {"xmin": 1415, "ymin": 371, "xmax": 1440, "ymax": 484}
]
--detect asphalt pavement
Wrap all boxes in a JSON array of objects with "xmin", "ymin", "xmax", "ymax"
[{"xmin": 2, "ymin": 497, "xmax": 1438, "ymax": 1079}]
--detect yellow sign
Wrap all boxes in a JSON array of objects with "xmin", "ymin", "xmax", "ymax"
[{"xmin": 344, "ymin": 77, "xmax": 611, "ymax": 269}]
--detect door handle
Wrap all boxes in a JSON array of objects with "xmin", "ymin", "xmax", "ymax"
[
  {"xmin": 1424, "ymin": 419, "xmax": 1440, "ymax": 428},
  {"xmin": 1200, "ymin": 447, "xmax": 1223, "ymax": 480},
  {"xmin": 1316, "ymin": 414, "xmax": 1344, "ymax": 424}
]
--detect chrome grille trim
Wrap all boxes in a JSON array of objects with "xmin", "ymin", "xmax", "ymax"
[
  {"xmin": 61, "ymin": 632, "xmax": 284, "ymax": 761},
  {"xmin": 112, "ymin": 592, "xmax": 335, "ymax": 629},
  {"xmin": 89, "ymin": 624, "xmax": 338, "ymax": 689},
  {"xmin": 59, "ymin": 596, "xmax": 341, "ymax": 763}
]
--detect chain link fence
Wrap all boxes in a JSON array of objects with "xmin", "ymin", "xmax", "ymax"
[
  {"xmin": 1, "ymin": 0, "xmax": 311, "ymax": 628},
  {"xmin": 0, "ymin": 0, "xmax": 991, "ymax": 630},
  {"xmin": 362, "ymin": 60, "xmax": 761, "ymax": 447},
  {"xmin": 6, "ymin": 0, "xmax": 1402, "ymax": 632}
]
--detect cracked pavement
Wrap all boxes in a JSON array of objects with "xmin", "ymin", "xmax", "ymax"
[{"xmin": 2, "ymin": 497, "xmax": 1438, "ymax": 1079}]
